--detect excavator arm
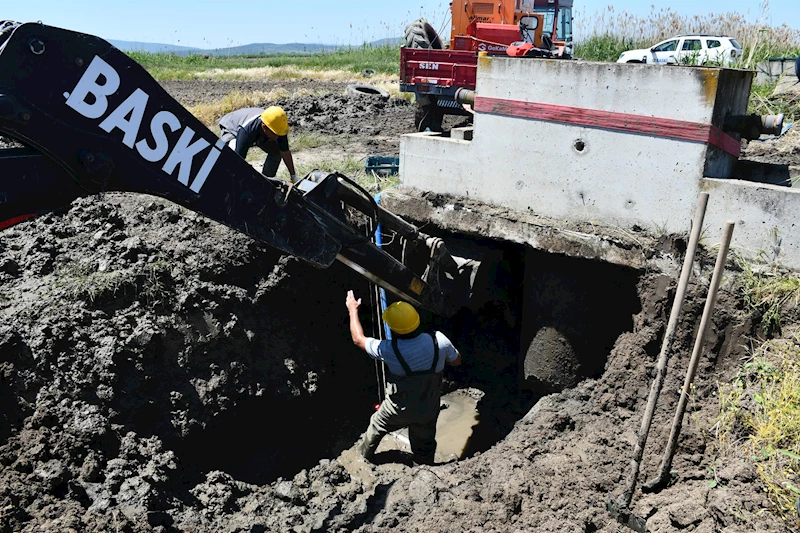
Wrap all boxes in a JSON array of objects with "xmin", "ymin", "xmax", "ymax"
[{"xmin": 0, "ymin": 21, "xmax": 478, "ymax": 317}]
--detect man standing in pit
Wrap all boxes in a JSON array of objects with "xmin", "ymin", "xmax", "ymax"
[
  {"xmin": 345, "ymin": 290, "xmax": 462, "ymax": 465},
  {"xmin": 218, "ymin": 106, "xmax": 298, "ymax": 183}
]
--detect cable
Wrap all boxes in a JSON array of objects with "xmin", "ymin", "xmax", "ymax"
[{"xmin": 366, "ymin": 216, "xmax": 386, "ymax": 405}]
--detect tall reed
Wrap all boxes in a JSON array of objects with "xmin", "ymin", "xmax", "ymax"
[{"xmin": 574, "ymin": 2, "xmax": 800, "ymax": 65}]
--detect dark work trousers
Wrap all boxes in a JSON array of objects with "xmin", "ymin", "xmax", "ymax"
[
  {"xmin": 360, "ymin": 372, "xmax": 443, "ymax": 464},
  {"xmin": 259, "ymin": 142, "xmax": 281, "ymax": 178}
]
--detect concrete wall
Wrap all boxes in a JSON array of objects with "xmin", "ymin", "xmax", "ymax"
[
  {"xmin": 400, "ymin": 58, "xmax": 800, "ymax": 271},
  {"xmin": 754, "ymin": 58, "xmax": 797, "ymax": 85}
]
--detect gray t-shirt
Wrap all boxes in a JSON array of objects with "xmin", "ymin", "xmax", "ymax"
[
  {"xmin": 365, "ymin": 331, "xmax": 459, "ymax": 377},
  {"xmin": 218, "ymin": 107, "xmax": 289, "ymax": 155}
]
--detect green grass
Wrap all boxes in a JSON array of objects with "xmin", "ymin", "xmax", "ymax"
[
  {"xmin": 575, "ymin": 35, "xmax": 649, "ymax": 63},
  {"xmin": 715, "ymin": 257, "xmax": 800, "ymax": 527},
  {"xmin": 738, "ymin": 256, "xmax": 800, "ymax": 337},
  {"xmin": 129, "ymin": 45, "xmax": 400, "ymax": 81},
  {"xmin": 55, "ymin": 257, "xmax": 171, "ymax": 307},
  {"xmin": 717, "ymin": 337, "xmax": 800, "ymax": 523},
  {"xmin": 270, "ymin": 156, "xmax": 399, "ymax": 194},
  {"xmin": 290, "ymin": 132, "xmax": 352, "ymax": 152}
]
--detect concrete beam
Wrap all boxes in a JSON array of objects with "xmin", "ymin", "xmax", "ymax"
[
  {"xmin": 381, "ymin": 188, "xmax": 663, "ymax": 271},
  {"xmin": 398, "ymin": 58, "xmax": 800, "ymax": 271}
]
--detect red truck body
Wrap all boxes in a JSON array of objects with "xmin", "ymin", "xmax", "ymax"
[
  {"xmin": 401, "ymin": 0, "xmax": 574, "ymax": 130},
  {"xmin": 400, "ymin": 48, "xmax": 478, "ymax": 94}
]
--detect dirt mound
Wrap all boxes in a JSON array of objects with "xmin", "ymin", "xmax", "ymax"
[
  {"xmin": 161, "ymin": 79, "xmax": 355, "ymax": 107},
  {"xmin": 741, "ymin": 126, "xmax": 800, "ymax": 167},
  {"xmin": 0, "ymin": 191, "xmax": 784, "ymax": 532},
  {"xmin": 277, "ymin": 93, "xmax": 414, "ymax": 137},
  {"xmin": 2, "ymin": 76, "xmax": 798, "ymax": 532},
  {"xmin": 0, "ymin": 193, "xmax": 386, "ymax": 532}
]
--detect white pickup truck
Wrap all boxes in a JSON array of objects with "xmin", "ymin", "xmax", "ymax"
[{"xmin": 617, "ymin": 35, "xmax": 742, "ymax": 66}]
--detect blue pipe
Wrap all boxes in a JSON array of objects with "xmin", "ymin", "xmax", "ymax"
[{"xmin": 374, "ymin": 193, "xmax": 392, "ymax": 340}]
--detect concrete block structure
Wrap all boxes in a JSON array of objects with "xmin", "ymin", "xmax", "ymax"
[
  {"xmin": 398, "ymin": 57, "xmax": 800, "ymax": 271},
  {"xmin": 754, "ymin": 58, "xmax": 797, "ymax": 85}
]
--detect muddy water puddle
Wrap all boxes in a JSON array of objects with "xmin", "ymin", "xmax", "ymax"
[{"xmin": 376, "ymin": 388, "xmax": 483, "ymax": 462}]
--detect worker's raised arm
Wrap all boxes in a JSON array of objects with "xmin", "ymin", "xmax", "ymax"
[{"xmin": 346, "ymin": 290, "xmax": 368, "ymax": 350}]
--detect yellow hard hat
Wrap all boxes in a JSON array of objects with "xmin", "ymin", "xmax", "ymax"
[
  {"xmin": 382, "ymin": 301, "xmax": 420, "ymax": 335},
  {"xmin": 261, "ymin": 106, "xmax": 289, "ymax": 136}
]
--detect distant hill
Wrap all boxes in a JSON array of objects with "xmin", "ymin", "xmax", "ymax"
[
  {"xmin": 108, "ymin": 40, "xmax": 203, "ymax": 54},
  {"xmin": 109, "ymin": 38, "xmax": 398, "ymax": 56},
  {"xmin": 370, "ymin": 37, "xmax": 404, "ymax": 47}
]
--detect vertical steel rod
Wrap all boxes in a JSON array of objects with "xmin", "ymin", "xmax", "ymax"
[
  {"xmin": 644, "ymin": 220, "xmax": 735, "ymax": 491},
  {"xmin": 616, "ymin": 193, "xmax": 709, "ymax": 510}
]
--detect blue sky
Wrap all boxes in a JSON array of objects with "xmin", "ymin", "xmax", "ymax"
[{"xmin": 4, "ymin": 1, "xmax": 799, "ymax": 49}]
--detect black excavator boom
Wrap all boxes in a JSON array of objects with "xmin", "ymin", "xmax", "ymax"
[{"xmin": 0, "ymin": 21, "xmax": 478, "ymax": 317}]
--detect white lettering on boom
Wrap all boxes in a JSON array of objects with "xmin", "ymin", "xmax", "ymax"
[{"xmin": 64, "ymin": 55, "xmax": 220, "ymax": 193}]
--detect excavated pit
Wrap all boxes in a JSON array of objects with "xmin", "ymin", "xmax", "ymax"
[
  {"xmin": 0, "ymin": 184, "xmax": 782, "ymax": 533},
  {"xmin": 166, "ymin": 233, "xmax": 643, "ymax": 482},
  {"xmin": 0, "ymin": 188, "xmax": 645, "ymax": 499}
]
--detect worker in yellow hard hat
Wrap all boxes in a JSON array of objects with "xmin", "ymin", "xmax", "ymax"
[
  {"xmin": 217, "ymin": 106, "xmax": 298, "ymax": 183},
  {"xmin": 345, "ymin": 290, "xmax": 462, "ymax": 466}
]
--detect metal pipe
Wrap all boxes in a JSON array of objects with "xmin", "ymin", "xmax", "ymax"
[
  {"xmin": 723, "ymin": 113, "xmax": 784, "ymax": 139},
  {"xmin": 615, "ymin": 192, "xmax": 709, "ymax": 510},
  {"xmin": 760, "ymin": 114, "xmax": 784, "ymax": 136},
  {"xmin": 374, "ymin": 193, "xmax": 392, "ymax": 341},
  {"xmin": 455, "ymin": 88, "xmax": 475, "ymax": 107},
  {"xmin": 644, "ymin": 220, "xmax": 735, "ymax": 492}
]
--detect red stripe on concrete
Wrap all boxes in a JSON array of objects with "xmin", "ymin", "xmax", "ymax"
[
  {"xmin": 473, "ymin": 96, "xmax": 741, "ymax": 157},
  {"xmin": 0, "ymin": 213, "xmax": 37, "ymax": 231}
]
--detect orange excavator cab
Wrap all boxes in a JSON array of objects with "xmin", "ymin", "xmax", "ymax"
[{"xmin": 450, "ymin": 0, "xmax": 572, "ymax": 56}]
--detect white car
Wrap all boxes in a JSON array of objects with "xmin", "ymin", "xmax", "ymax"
[{"xmin": 617, "ymin": 35, "xmax": 742, "ymax": 66}]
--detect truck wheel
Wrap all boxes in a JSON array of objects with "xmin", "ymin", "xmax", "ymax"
[
  {"xmin": 405, "ymin": 18, "xmax": 443, "ymax": 49},
  {"xmin": 415, "ymin": 103, "xmax": 443, "ymax": 132},
  {"xmin": 345, "ymin": 84, "xmax": 390, "ymax": 100}
]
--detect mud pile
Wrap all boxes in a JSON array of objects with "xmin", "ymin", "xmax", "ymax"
[
  {"xmin": 0, "ymin": 192, "xmax": 387, "ymax": 532},
  {"xmin": 162, "ymin": 79, "xmax": 468, "ymax": 154},
  {"xmin": 1, "ymin": 82, "xmax": 797, "ymax": 532},
  {"xmin": 164, "ymin": 78, "xmax": 419, "ymax": 138},
  {"xmin": 0, "ymin": 190, "xmax": 783, "ymax": 532}
]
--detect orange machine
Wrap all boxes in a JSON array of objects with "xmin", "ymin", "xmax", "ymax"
[
  {"xmin": 450, "ymin": 0, "xmax": 573, "ymax": 57},
  {"xmin": 401, "ymin": 0, "xmax": 574, "ymax": 131},
  {"xmin": 450, "ymin": 17, "xmax": 546, "ymax": 53}
]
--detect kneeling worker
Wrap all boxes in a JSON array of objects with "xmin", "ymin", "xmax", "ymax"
[
  {"xmin": 345, "ymin": 290, "xmax": 462, "ymax": 465},
  {"xmin": 218, "ymin": 106, "xmax": 298, "ymax": 183}
]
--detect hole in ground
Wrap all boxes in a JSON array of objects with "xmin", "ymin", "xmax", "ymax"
[
  {"xmin": 174, "ymin": 389, "xmax": 374, "ymax": 485},
  {"xmin": 144, "ymin": 235, "xmax": 641, "ymax": 484}
]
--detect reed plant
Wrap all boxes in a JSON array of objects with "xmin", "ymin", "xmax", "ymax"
[{"xmin": 574, "ymin": 2, "xmax": 800, "ymax": 66}]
